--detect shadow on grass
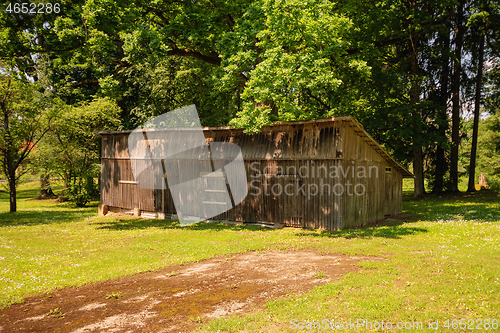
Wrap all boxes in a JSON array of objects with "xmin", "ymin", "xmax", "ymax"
[
  {"xmin": 403, "ymin": 190, "xmax": 500, "ymax": 222},
  {"xmin": 0, "ymin": 200, "xmax": 99, "ymax": 227},
  {"xmin": 0, "ymin": 180, "xmax": 100, "ymax": 228},
  {"xmin": 96, "ymin": 215, "xmax": 426, "ymax": 239},
  {"xmin": 95, "ymin": 218, "xmax": 274, "ymax": 232},
  {"xmin": 0, "ymin": 208, "xmax": 96, "ymax": 227},
  {"xmin": 295, "ymin": 220, "xmax": 428, "ymax": 240}
]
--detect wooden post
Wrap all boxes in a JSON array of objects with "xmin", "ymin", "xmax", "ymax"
[
  {"xmin": 98, "ymin": 204, "xmax": 108, "ymax": 216},
  {"xmin": 134, "ymin": 208, "xmax": 141, "ymax": 217},
  {"xmin": 479, "ymin": 173, "xmax": 489, "ymax": 190}
]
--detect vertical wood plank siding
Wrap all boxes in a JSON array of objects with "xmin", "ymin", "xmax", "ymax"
[{"xmin": 100, "ymin": 117, "xmax": 412, "ymax": 229}]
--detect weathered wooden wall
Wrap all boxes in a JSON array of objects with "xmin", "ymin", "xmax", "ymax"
[
  {"xmin": 339, "ymin": 122, "xmax": 406, "ymax": 228},
  {"xmin": 101, "ymin": 133, "xmax": 173, "ymax": 213}
]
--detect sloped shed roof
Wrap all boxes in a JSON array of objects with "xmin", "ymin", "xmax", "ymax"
[{"xmin": 99, "ymin": 116, "xmax": 413, "ymax": 178}]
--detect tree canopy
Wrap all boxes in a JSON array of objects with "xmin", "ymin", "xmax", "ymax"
[{"xmin": 1, "ymin": 0, "xmax": 499, "ymax": 206}]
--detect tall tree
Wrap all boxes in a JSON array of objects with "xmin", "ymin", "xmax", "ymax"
[
  {"xmin": 467, "ymin": 34, "xmax": 485, "ymax": 192},
  {"xmin": 450, "ymin": 0, "xmax": 466, "ymax": 192},
  {"xmin": 7, "ymin": 0, "xmax": 480, "ymax": 201},
  {"xmin": 407, "ymin": 0, "xmax": 426, "ymax": 198},
  {"xmin": 466, "ymin": 0, "xmax": 498, "ymax": 190},
  {"xmin": 0, "ymin": 72, "xmax": 53, "ymax": 212},
  {"xmin": 433, "ymin": 23, "xmax": 452, "ymax": 193}
]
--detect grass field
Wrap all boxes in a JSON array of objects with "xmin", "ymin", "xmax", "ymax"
[{"xmin": 1, "ymin": 180, "xmax": 499, "ymax": 331}]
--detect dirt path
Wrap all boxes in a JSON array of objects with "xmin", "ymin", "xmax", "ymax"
[{"xmin": 0, "ymin": 251, "xmax": 383, "ymax": 332}]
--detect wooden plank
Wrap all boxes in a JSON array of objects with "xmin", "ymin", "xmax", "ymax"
[
  {"xmin": 119, "ymin": 180, "xmax": 138, "ymax": 184},
  {"xmin": 99, "ymin": 115, "xmax": 408, "ymax": 230}
]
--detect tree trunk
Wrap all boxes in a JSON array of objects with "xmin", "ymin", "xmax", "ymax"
[
  {"xmin": 410, "ymin": 31, "xmax": 425, "ymax": 198},
  {"xmin": 4, "ymin": 143, "xmax": 18, "ymax": 212},
  {"xmin": 433, "ymin": 24, "xmax": 451, "ymax": 193},
  {"xmin": 38, "ymin": 173, "xmax": 56, "ymax": 199},
  {"xmin": 450, "ymin": 1, "xmax": 464, "ymax": 192},
  {"xmin": 467, "ymin": 35, "xmax": 485, "ymax": 192},
  {"xmin": 1, "ymin": 80, "xmax": 17, "ymax": 213},
  {"xmin": 63, "ymin": 171, "xmax": 70, "ymax": 189},
  {"xmin": 8, "ymin": 168, "xmax": 16, "ymax": 213}
]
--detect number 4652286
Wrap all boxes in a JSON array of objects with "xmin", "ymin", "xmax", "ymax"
[
  {"xmin": 5, "ymin": 3, "xmax": 60, "ymax": 14},
  {"xmin": 444, "ymin": 319, "xmax": 498, "ymax": 330}
]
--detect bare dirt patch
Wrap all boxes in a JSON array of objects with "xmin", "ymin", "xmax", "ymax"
[{"xmin": 0, "ymin": 251, "xmax": 383, "ymax": 332}]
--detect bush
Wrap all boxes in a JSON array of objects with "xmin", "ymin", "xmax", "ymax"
[{"xmin": 66, "ymin": 184, "xmax": 91, "ymax": 207}]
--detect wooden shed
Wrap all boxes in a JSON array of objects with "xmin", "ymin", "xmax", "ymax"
[{"xmin": 99, "ymin": 116, "xmax": 412, "ymax": 230}]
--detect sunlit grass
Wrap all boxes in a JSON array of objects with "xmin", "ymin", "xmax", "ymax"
[
  {"xmin": 0, "ymin": 181, "xmax": 355, "ymax": 307},
  {"xmin": 203, "ymin": 190, "xmax": 500, "ymax": 332},
  {"xmin": 1, "ymin": 181, "xmax": 499, "ymax": 333}
]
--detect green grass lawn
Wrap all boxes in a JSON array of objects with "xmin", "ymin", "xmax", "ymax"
[{"xmin": 1, "ymin": 181, "xmax": 499, "ymax": 332}]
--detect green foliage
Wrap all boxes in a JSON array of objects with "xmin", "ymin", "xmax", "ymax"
[
  {"xmin": 2, "ymin": 0, "xmax": 499, "ymax": 198},
  {"xmin": 104, "ymin": 58, "xmax": 239, "ymax": 129},
  {"xmin": 71, "ymin": 0, "xmax": 377, "ymax": 131},
  {"xmin": 0, "ymin": 69, "xmax": 58, "ymax": 211},
  {"xmin": 476, "ymin": 114, "xmax": 500, "ymax": 189},
  {"xmin": 486, "ymin": 61, "xmax": 500, "ymax": 112},
  {"xmin": 461, "ymin": 114, "xmax": 500, "ymax": 189},
  {"xmin": 73, "ymin": 0, "xmax": 248, "ymax": 128},
  {"xmin": 66, "ymin": 183, "xmax": 91, "ymax": 207},
  {"xmin": 227, "ymin": 0, "xmax": 371, "ymax": 131},
  {"xmin": 105, "ymin": 292, "xmax": 122, "ymax": 299},
  {"xmin": 0, "ymin": 1, "xmax": 86, "ymax": 73},
  {"xmin": 34, "ymin": 97, "xmax": 121, "ymax": 206},
  {"xmin": 46, "ymin": 307, "xmax": 65, "ymax": 318}
]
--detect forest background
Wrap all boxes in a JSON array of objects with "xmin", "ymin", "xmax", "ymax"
[{"xmin": 1, "ymin": 0, "xmax": 499, "ymax": 212}]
